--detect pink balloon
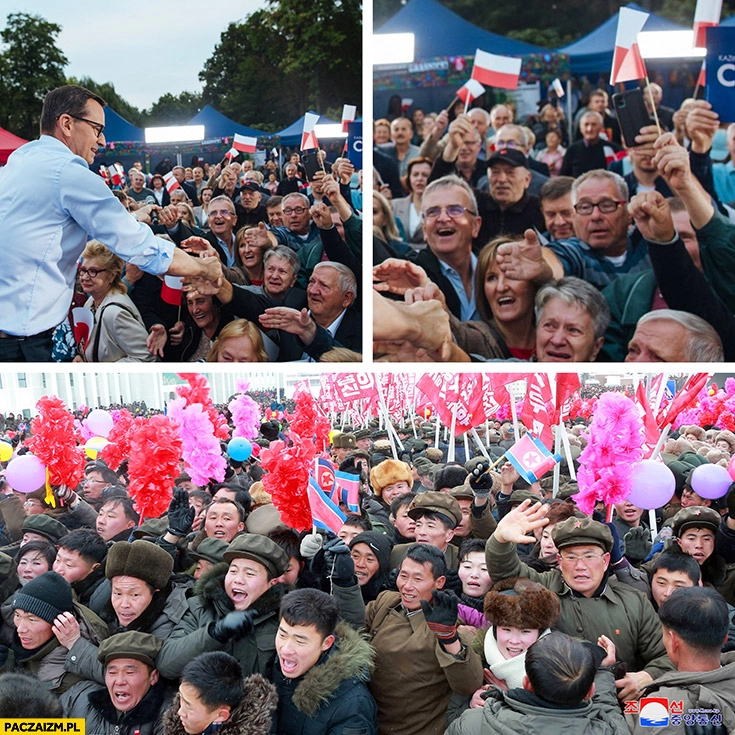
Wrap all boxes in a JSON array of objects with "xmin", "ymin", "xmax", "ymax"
[
  {"xmin": 5, "ymin": 454, "xmax": 47, "ymax": 493},
  {"xmin": 86, "ymin": 409, "xmax": 113, "ymax": 438},
  {"xmin": 627, "ymin": 460, "xmax": 675, "ymax": 510},
  {"xmin": 690, "ymin": 463, "xmax": 732, "ymax": 500},
  {"xmin": 728, "ymin": 454, "xmax": 735, "ymax": 482}
]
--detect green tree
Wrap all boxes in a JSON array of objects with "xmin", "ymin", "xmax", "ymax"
[
  {"xmin": 144, "ymin": 91, "xmax": 203, "ymax": 126},
  {"xmin": 0, "ymin": 12, "xmax": 68, "ymax": 139},
  {"xmin": 200, "ymin": 0, "xmax": 361, "ymax": 131}
]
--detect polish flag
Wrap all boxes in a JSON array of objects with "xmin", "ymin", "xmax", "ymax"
[
  {"xmin": 401, "ymin": 98, "xmax": 413, "ymax": 112},
  {"xmin": 552, "ymin": 78, "xmax": 565, "ymax": 97},
  {"xmin": 99, "ymin": 165, "xmax": 109, "ymax": 185},
  {"xmin": 693, "ymin": 0, "xmax": 722, "ymax": 47},
  {"xmin": 109, "ymin": 164, "xmax": 124, "ymax": 186},
  {"xmin": 71, "ymin": 307, "xmax": 94, "ymax": 348},
  {"xmin": 160, "ymin": 275, "xmax": 184, "ymax": 306},
  {"xmin": 471, "ymin": 49, "xmax": 522, "ymax": 90},
  {"xmin": 233, "ymin": 134, "xmax": 257, "ymax": 153},
  {"xmin": 224, "ymin": 146, "xmax": 239, "ymax": 162},
  {"xmin": 341, "ymin": 104, "xmax": 356, "ymax": 133},
  {"xmin": 300, "ymin": 113, "xmax": 320, "ymax": 151},
  {"xmin": 457, "ymin": 79, "xmax": 486, "ymax": 105},
  {"xmin": 610, "ymin": 7, "xmax": 649, "ymax": 85},
  {"xmin": 697, "ymin": 59, "xmax": 707, "ymax": 87},
  {"xmin": 163, "ymin": 171, "xmax": 181, "ymax": 194}
]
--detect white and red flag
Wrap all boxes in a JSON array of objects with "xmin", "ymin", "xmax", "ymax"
[
  {"xmin": 109, "ymin": 164, "xmax": 124, "ymax": 187},
  {"xmin": 160, "ymin": 275, "xmax": 184, "ymax": 306},
  {"xmin": 693, "ymin": 0, "xmax": 722, "ymax": 47},
  {"xmin": 551, "ymin": 78, "xmax": 565, "ymax": 97},
  {"xmin": 163, "ymin": 171, "xmax": 181, "ymax": 194},
  {"xmin": 99, "ymin": 165, "xmax": 110, "ymax": 185},
  {"xmin": 401, "ymin": 98, "xmax": 413, "ymax": 112},
  {"xmin": 300, "ymin": 113, "xmax": 320, "ymax": 151},
  {"xmin": 341, "ymin": 105, "xmax": 356, "ymax": 133},
  {"xmin": 457, "ymin": 79, "xmax": 486, "ymax": 105},
  {"xmin": 610, "ymin": 7, "xmax": 649, "ymax": 84},
  {"xmin": 224, "ymin": 146, "xmax": 239, "ymax": 162},
  {"xmin": 471, "ymin": 49, "xmax": 522, "ymax": 90},
  {"xmin": 233, "ymin": 134, "xmax": 257, "ymax": 153}
]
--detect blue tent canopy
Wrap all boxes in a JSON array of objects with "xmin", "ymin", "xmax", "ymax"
[
  {"xmin": 186, "ymin": 105, "xmax": 268, "ymax": 139},
  {"xmin": 721, "ymin": 15, "xmax": 735, "ymax": 25},
  {"xmin": 557, "ymin": 3, "xmax": 687, "ymax": 75},
  {"xmin": 377, "ymin": 0, "xmax": 548, "ymax": 59},
  {"xmin": 275, "ymin": 112, "xmax": 339, "ymax": 147},
  {"xmin": 103, "ymin": 107, "xmax": 144, "ymax": 142}
]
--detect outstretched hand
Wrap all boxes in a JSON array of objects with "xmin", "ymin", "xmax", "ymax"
[
  {"xmin": 495, "ymin": 230, "xmax": 553, "ymax": 284},
  {"xmin": 493, "ymin": 498, "xmax": 549, "ymax": 545}
]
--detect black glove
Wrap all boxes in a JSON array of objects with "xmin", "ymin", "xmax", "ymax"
[
  {"xmin": 166, "ymin": 488, "xmax": 195, "ymax": 537},
  {"xmin": 443, "ymin": 568, "xmax": 463, "ymax": 596},
  {"xmin": 623, "ymin": 526, "xmax": 652, "ymax": 564},
  {"xmin": 420, "ymin": 589, "xmax": 459, "ymax": 644},
  {"xmin": 465, "ymin": 458, "xmax": 494, "ymax": 498},
  {"xmin": 323, "ymin": 537, "xmax": 350, "ymax": 569},
  {"xmin": 604, "ymin": 521, "xmax": 623, "ymax": 565},
  {"xmin": 209, "ymin": 609, "xmax": 257, "ymax": 643}
]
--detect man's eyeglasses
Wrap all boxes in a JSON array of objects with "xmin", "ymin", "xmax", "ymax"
[
  {"xmin": 422, "ymin": 205, "xmax": 475, "ymax": 220},
  {"xmin": 573, "ymin": 199, "xmax": 625, "ymax": 216},
  {"xmin": 558, "ymin": 551, "xmax": 606, "ymax": 563},
  {"xmin": 79, "ymin": 267, "xmax": 107, "ymax": 278},
  {"xmin": 67, "ymin": 115, "xmax": 105, "ymax": 139},
  {"xmin": 209, "ymin": 209, "xmax": 234, "ymax": 217},
  {"xmin": 283, "ymin": 207, "xmax": 308, "ymax": 215}
]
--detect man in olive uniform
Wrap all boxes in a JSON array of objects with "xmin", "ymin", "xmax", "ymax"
[{"xmin": 485, "ymin": 500, "xmax": 673, "ymax": 701}]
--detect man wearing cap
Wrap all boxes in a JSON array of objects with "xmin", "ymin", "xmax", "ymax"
[
  {"xmin": 60, "ymin": 631, "xmax": 171, "ymax": 732},
  {"xmin": 429, "ymin": 115, "xmax": 545, "ymax": 250},
  {"xmin": 235, "ymin": 180, "xmax": 269, "ymax": 229},
  {"xmin": 486, "ymin": 501, "xmax": 673, "ymax": 701},
  {"xmin": 8, "ymin": 570, "xmax": 109, "ymax": 693},
  {"xmin": 331, "ymin": 433, "xmax": 357, "ymax": 465},
  {"xmin": 390, "ymin": 491, "xmax": 463, "ymax": 570},
  {"xmin": 642, "ymin": 505, "xmax": 735, "ymax": 605},
  {"xmin": 354, "ymin": 429, "xmax": 372, "ymax": 453},
  {"xmin": 156, "ymin": 533, "xmax": 289, "ymax": 680}
]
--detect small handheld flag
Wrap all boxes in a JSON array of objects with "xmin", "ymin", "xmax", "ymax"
[
  {"xmin": 610, "ymin": 7, "xmax": 649, "ymax": 84},
  {"xmin": 471, "ymin": 49, "xmax": 521, "ymax": 90},
  {"xmin": 341, "ymin": 105, "xmax": 357, "ymax": 133},
  {"xmin": 504, "ymin": 433, "xmax": 561, "ymax": 484},
  {"xmin": 163, "ymin": 171, "xmax": 181, "ymax": 194},
  {"xmin": 301, "ymin": 113, "xmax": 320, "ymax": 151},
  {"xmin": 233, "ymin": 134, "xmax": 257, "ymax": 154},
  {"xmin": 457, "ymin": 79, "xmax": 485, "ymax": 105}
]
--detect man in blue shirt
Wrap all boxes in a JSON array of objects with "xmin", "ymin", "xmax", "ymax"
[{"xmin": 0, "ymin": 85, "xmax": 221, "ymax": 361}]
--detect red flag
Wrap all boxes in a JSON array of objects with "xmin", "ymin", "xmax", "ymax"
[
  {"xmin": 693, "ymin": 0, "xmax": 722, "ymax": 47},
  {"xmin": 555, "ymin": 373, "xmax": 581, "ymax": 423},
  {"xmin": 233, "ymin": 134, "xmax": 257, "ymax": 153},
  {"xmin": 224, "ymin": 146, "xmax": 238, "ymax": 162},
  {"xmin": 635, "ymin": 382, "xmax": 660, "ymax": 458},
  {"xmin": 656, "ymin": 373, "xmax": 710, "ymax": 428},
  {"xmin": 471, "ymin": 49, "xmax": 521, "ymax": 90},
  {"xmin": 520, "ymin": 373, "xmax": 554, "ymax": 449},
  {"xmin": 610, "ymin": 7, "xmax": 649, "ymax": 84},
  {"xmin": 457, "ymin": 79, "xmax": 485, "ymax": 105}
]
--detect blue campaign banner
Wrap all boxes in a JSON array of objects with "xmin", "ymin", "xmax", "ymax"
[
  {"xmin": 705, "ymin": 27, "xmax": 735, "ymax": 122},
  {"xmin": 346, "ymin": 122, "xmax": 362, "ymax": 169}
]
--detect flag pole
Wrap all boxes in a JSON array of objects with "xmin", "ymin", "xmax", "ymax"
[
  {"xmin": 444, "ymin": 96, "xmax": 459, "ymax": 114},
  {"xmin": 644, "ymin": 76, "xmax": 662, "ymax": 135},
  {"xmin": 447, "ymin": 409, "xmax": 457, "ymax": 463},
  {"xmin": 470, "ymin": 427, "xmax": 491, "ymax": 460}
]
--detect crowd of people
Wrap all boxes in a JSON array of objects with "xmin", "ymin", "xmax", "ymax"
[
  {"xmin": 373, "ymin": 85, "xmax": 735, "ymax": 363},
  {"xmin": 1, "ymin": 393, "xmax": 735, "ymax": 733},
  {"xmin": 0, "ymin": 85, "xmax": 363, "ymax": 363}
]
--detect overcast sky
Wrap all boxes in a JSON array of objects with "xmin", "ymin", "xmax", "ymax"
[{"xmin": 1, "ymin": 0, "xmax": 267, "ymax": 109}]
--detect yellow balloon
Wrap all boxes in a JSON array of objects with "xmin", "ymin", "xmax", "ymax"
[
  {"xmin": 329, "ymin": 429, "xmax": 340, "ymax": 444},
  {"xmin": 84, "ymin": 436, "xmax": 109, "ymax": 459},
  {"xmin": 0, "ymin": 442, "xmax": 12, "ymax": 462}
]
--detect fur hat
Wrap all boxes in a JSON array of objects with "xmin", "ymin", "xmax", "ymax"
[
  {"xmin": 369, "ymin": 459, "xmax": 412, "ymax": 496},
  {"xmin": 332, "ymin": 433, "xmax": 356, "ymax": 449},
  {"xmin": 483, "ymin": 578, "xmax": 560, "ymax": 630},
  {"xmin": 432, "ymin": 465, "xmax": 469, "ymax": 492},
  {"xmin": 248, "ymin": 480, "xmax": 272, "ymax": 506},
  {"xmin": 680, "ymin": 425, "xmax": 705, "ymax": 441},
  {"xmin": 105, "ymin": 540, "xmax": 173, "ymax": 590},
  {"xmin": 715, "ymin": 430, "xmax": 735, "ymax": 454}
]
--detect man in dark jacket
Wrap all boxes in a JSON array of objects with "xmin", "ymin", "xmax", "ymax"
[
  {"xmin": 272, "ymin": 588, "xmax": 377, "ymax": 734},
  {"xmin": 60, "ymin": 631, "xmax": 170, "ymax": 734}
]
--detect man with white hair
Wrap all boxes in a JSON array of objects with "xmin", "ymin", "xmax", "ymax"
[
  {"xmin": 560, "ymin": 111, "xmax": 623, "ymax": 178},
  {"xmin": 126, "ymin": 170, "xmax": 155, "ymax": 202},
  {"xmin": 625, "ymin": 310, "xmax": 723, "ymax": 362}
]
